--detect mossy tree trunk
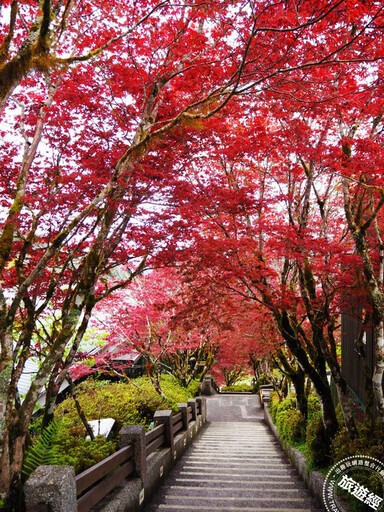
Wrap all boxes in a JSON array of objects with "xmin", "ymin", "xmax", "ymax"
[{"xmin": 273, "ymin": 348, "xmax": 308, "ymax": 420}]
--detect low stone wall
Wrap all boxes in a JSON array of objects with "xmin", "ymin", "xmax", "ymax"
[{"xmin": 263, "ymin": 405, "xmax": 325, "ymax": 508}]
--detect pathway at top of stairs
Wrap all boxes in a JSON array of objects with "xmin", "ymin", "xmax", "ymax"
[{"xmin": 144, "ymin": 394, "xmax": 325, "ymax": 512}]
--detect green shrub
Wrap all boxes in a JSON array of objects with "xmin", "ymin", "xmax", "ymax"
[
  {"xmin": 275, "ymin": 397, "xmax": 296, "ymax": 416},
  {"xmin": 275, "ymin": 407, "xmax": 289, "ymax": 436},
  {"xmin": 54, "ymin": 420, "xmax": 117, "ymax": 474},
  {"xmin": 156, "ymin": 374, "xmax": 192, "ymax": 410},
  {"xmin": 305, "ymin": 411, "xmax": 330, "ymax": 468},
  {"xmin": 284, "ymin": 409, "xmax": 306, "ymax": 443},
  {"xmin": 221, "ymin": 383, "xmax": 253, "ymax": 393},
  {"xmin": 187, "ymin": 378, "xmax": 201, "ymax": 397},
  {"xmin": 331, "ymin": 420, "xmax": 384, "ymax": 463},
  {"xmin": 52, "ymin": 375, "xmax": 195, "ymax": 474},
  {"xmin": 272, "ymin": 397, "xmax": 305, "ymax": 443},
  {"xmin": 56, "ymin": 379, "xmax": 142, "ymax": 427},
  {"xmin": 56, "ymin": 375, "xmax": 193, "ymax": 427},
  {"xmin": 331, "ymin": 423, "xmax": 384, "ymax": 512},
  {"xmin": 307, "ymin": 395, "xmax": 321, "ymax": 420},
  {"xmin": 335, "ymin": 403, "xmax": 345, "ymax": 428},
  {"xmin": 275, "ymin": 409, "xmax": 303, "ymax": 442},
  {"xmin": 269, "ymin": 391, "xmax": 281, "ymax": 422}
]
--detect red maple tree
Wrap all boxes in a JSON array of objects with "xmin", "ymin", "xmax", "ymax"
[{"xmin": 1, "ymin": 0, "xmax": 384, "ymax": 506}]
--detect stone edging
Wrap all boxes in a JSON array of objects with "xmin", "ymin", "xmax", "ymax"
[{"xmin": 263, "ymin": 405, "xmax": 325, "ymax": 509}]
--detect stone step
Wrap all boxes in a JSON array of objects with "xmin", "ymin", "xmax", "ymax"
[
  {"xmin": 154, "ymin": 496, "xmax": 320, "ymax": 510},
  {"xmin": 176, "ymin": 467, "xmax": 298, "ymax": 476},
  {"xmin": 187, "ymin": 454, "xmax": 287, "ymax": 459},
  {"xmin": 179, "ymin": 461, "xmax": 293, "ymax": 469},
  {"xmin": 173, "ymin": 477, "xmax": 307, "ymax": 489},
  {"xmin": 176, "ymin": 472, "xmax": 306, "ymax": 484},
  {"xmin": 156, "ymin": 507, "xmax": 323, "ymax": 512},
  {"xmin": 164, "ymin": 485, "xmax": 313, "ymax": 498}
]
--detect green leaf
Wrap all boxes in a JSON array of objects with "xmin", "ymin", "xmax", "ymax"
[{"xmin": 22, "ymin": 419, "xmax": 61, "ymax": 477}]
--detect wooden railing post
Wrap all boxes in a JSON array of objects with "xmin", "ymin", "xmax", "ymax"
[
  {"xmin": 154, "ymin": 410, "xmax": 174, "ymax": 453},
  {"xmin": 178, "ymin": 403, "xmax": 189, "ymax": 431},
  {"xmin": 25, "ymin": 466, "xmax": 76, "ymax": 512},
  {"xmin": 120, "ymin": 425, "xmax": 146, "ymax": 480},
  {"xmin": 188, "ymin": 399, "xmax": 197, "ymax": 421}
]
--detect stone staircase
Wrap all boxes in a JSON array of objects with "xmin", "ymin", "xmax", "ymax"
[{"xmin": 144, "ymin": 396, "xmax": 325, "ymax": 512}]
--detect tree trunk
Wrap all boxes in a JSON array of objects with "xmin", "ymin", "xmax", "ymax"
[
  {"xmin": 292, "ymin": 368, "xmax": 308, "ymax": 420},
  {"xmin": 373, "ymin": 319, "xmax": 384, "ymax": 429},
  {"xmin": 145, "ymin": 360, "xmax": 166, "ymax": 399},
  {"xmin": 275, "ymin": 349, "xmax": 308, "ymax": 419},
  {"xmin": 276, "ymin": 311, "xmax": 339, "ymax": 442},
  {"xmin": 68, "ymin": 376, "xmax": 95, "ymax": 440},
  {"xmin": 315, "ymin": 383, "xmax": 339, "ymax": 442},
  {"xmin": 0, "ymin": 332, "xmax": 15, "ymax": 503},
  {"xmin": 0, "ymin": 407, "xmax": 30, "ymax": 511},
  {"xmin": 315, "ymin": 325, "xmax": 358, "ymax": 438},
  {"xmin": 332, "ymin": 372, "xmax": 358, "ymax": 438}
]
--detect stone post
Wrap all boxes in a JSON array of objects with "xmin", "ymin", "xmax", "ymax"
[
  {"xmin": 196, "ymin": 396, "xmax": 207, "ymax": 424},
  {"xmin": 201, "ymin": 375, "xmax": 212, "ymax": 396},
  {"xmin": 120, "ymin": 424, "xmax": 147, "ymax": 480},
  {"xmin": 188, "ymin": 399, "xmax": 197, "ymax": 421},
  {"xmin": 154, "ymin": 410, "xmax": 174, "ymax": 453},
  {"xmin": 25, "ymin": 466, "xmax": 77, "ymax": 512},
  {"xmin": 178, "ymin": 403, "xmax": 189, "ymax": 431}
]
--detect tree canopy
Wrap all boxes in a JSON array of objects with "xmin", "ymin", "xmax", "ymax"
[{"xmin": 1, "ymin": 0, "xmax": 384, "ymax": 508}]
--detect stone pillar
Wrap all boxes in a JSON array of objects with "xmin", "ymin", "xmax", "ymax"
[
  {"xmin": 178, "ymin": 403, "xmax": 189, "ymax": 431},
  {"xmin": 154, "ymin": 409, "xmax": 174, "ymax": 452},
  {"xmin": 201, "ymin": 375, "xmax": 212, "ymax": 396},
  {"xmin": 196, "ymin": 396, "xmax": 207, "ymax": 424},
  {"xmin": 25, "ymin": 466, "xmax": 77, "ymax": 512},
  {"xmin": 188, "ymin": 399, "xmax": 197, "ymax": 421},
  {"xmin": 120, "ymin": 424, "xmax": 147, "ymax": 480}
]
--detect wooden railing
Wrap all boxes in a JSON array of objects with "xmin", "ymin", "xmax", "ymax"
[
  {"xmin": 25, "ymin": 398, "xmax": 206, "ymax": 512},
  {"xmin": 172, "ymin": 411, "xmax": 183, "ymax": 436},
  {"xmin": 70, "ymin": 398, "xmax": 204, "ymax": 512},
  {"xmin": 145, "ymin": 423, "xmax": 165, "ymax": 457},
  {"xmin": 76, "ymin": 445, "xmax": 134, "ymax": 512}
]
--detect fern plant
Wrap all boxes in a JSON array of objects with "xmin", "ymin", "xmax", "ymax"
[{"xmin": 22, "ymin": 419, "xmax": 61, "ymax": 477}]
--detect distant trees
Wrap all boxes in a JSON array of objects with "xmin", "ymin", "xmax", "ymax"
[
  {"xmin": 89, "ymin": 269, "xmax": 220, "ymax": 393},
  {"xmin": 89, "ymin": 268, "xmax": 269, "ymax": 390}
]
